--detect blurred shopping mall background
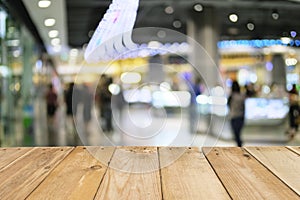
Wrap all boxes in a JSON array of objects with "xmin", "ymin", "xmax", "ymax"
[{"xmin": 0, "ymin": 0, "xmax": 300, "ymax": 147}]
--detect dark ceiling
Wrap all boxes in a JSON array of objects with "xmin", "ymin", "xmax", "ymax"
[{"xmin": 66, "ymin": 0, "xmax": 300, "ymax": 48}]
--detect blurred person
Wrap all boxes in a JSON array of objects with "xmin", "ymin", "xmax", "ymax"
[
  {"xmin": 286, "ymin": 84, "xmax": 299, "ymax": 139},
  {"xmin": 98, "ymin": 76, "xmax": 113, "ymax": 132},
  {"xmin": 228, "ymin": 81, "xmax": 245, "ymax": 147},
  {"xmin": 64, "ymin": 82, "xmax": 80, "ymax": 145},
  {"xmin": 245, "ymin": 83, "xmax": 256, "ymax": 97},
  {"xmin": 82, "ymin": 83, "xmax": 92, "ymax": 136},
  {"xmin": 112, "ymin": 83, "xmax": 125, "ymax": 126},
  {"xmin": 188, "ymin": 76, "xmax": 202, "ymax": 133},
  {"xmin": 45, "ymin": 84, "xmax": 58, "ymax": 146}
]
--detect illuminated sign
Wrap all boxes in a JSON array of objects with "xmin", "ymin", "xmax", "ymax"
[{"xmin": 218, "ymin": 39, "xmax": 300, "ymax": 48}]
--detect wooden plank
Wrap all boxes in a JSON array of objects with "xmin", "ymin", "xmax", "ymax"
[
  {"xmin": 0, "ymin": 147, "xmax": 33, "ymax": 170},
  {"xmin": 287, "ymin": 146, "xmax": 300, "ymax": 155},
  {"xmin": 203, "ymin": 147, "xmax": 299, "ymax": 199},
  {"xmin": 245, "ymin": 146, "xmax": 300, "ymax": 195},
  {"xmin": 27, "ymin": 146, "xmax": 115, "ymax": 200},
  {"xmin": 0, "ymin": 147, "xmax": 73, "ymax": 199},
  {"xmin": 94, "ymin": 147, "xmax": 162, "ymax": 200},
  {"xmin": 159, "ymin": 147, "xmax": 230, "ymax": 200}
]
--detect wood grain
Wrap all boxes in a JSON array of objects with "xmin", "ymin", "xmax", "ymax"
[
  {"xmin": 287, "ymin": 146, "xmax": 300, "ymax": 155},
  {"xmin": 159, "ymin": 147, "xmax": 230, "ymax": 200},
  {"xmin": 203, "ymin": 147, "xmax": 299, "ymax": 200},
  {"xmin": 0, "ymin": 147, "xmax": 73, "ymax": 200},
  {"xmin": 94, "ymin": 147, "xmax": 161, "ymax": 200},
  {"xmin": 245, "ymin": 146, "xmax": 300, "ymax": 195},
  {"xmin": 0, "ymin": 147, "xmax": 33, "ymax": 170},
  {"xmin": 27, "ymin": 146, "xmax": 115, "ymax": 200}
]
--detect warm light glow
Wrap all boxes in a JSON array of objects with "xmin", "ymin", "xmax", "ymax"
[
  {"xmin": 108, "ymin": 84, "xmax": 121, "ymax": 95},
  {"xmin": 52, "ymin": 45, "xmax": 61, "ymax": 52},
  {"xmin": 281, "ymin": 37, "xmax": 291, "ymax": 45},
  {"xmin": 44, "ymin": 18, "xmax": 56, "ymax": 27},
  {"xmin": 48, "ymin": 30, "xmax": 59, "ymax": 38},
  {"xmin": 229, "ymin": 13, "xmax": 238, "ymax": 22},
  {"xmin": 38, "ymin": 0, "xmax": 51, "ymax": 8},
  {"xmin": 173, "ymin": 20, "xmax": 182, "ymax": 28},
  {"xmin": 160, "ymin": 82, "xmax": 171, "ymax": 91},
  {"xmin": 70, "ymin": 48, "xmax": 79, "ymax": 57},
  {"xmin": 165, "ymin": 6, "xmax": 174, "ymax": 14},
  {"xmin": 193, "ymin": 4, "xmax": 203, "ymax": 12},
  {"xmin": 51, "ymin": 38, "xmax": 60, "ymax": 46},
  {"xmin": 285, "ymin": 58, "xmax": 298, "ymax": 66},
  {"xmin": 196, "ymin": 95, "xmax": 208, "ymax": 104},
  {"xmin": 247, "ymin": 22, "xmax": 255, "ymax": 31},
  {"xmin": 120, "ymin": 72, "xmax": 141, "ymax": 84}
]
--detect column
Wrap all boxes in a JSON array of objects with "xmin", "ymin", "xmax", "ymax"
[
  {"xmin": 146, "ymin": 54, "xmax": 165, "ymax": 83},
  {"xmin": 187, "ymin": 7, "xmax": 221, "ymax": 89},
  {"xmin": 271, "ymin": 54, "xmax": 286, "ymax": 86}
]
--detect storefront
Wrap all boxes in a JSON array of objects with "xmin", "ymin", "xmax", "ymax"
[{"xmin": 0, "ymin": 4, "xmax": 45, "ymax": 146}]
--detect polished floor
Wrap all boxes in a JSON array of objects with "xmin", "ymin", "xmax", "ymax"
[{"xmin": 1, "ymin": 98, "xmax": 300, "ymax": 147}]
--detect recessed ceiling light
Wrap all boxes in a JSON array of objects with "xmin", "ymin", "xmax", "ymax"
[
  {"xmin": 165, "ymin": 6, "xmax": 174, "ymax": 14},
  {"xmin": 44, "ymin": 18, "xmax": 56, "ymax": 27},
  {"xmin": 281, "ymin": 37, "xmax": 291, "ymax": 45},
  {"xmin": 173, "ymin": 20, "xmax": 182, "ymax": 28},
  {"xmin": 290, "ymin": 31, "xmax": 297, "ymax": 38},
  {"xmin": 48, "ymin": 30, "xmax": 59, "ymax": 38},
  {"xmin": 38, "ymin": 0, "xmax": 51, "ymax": 8},
  {"xmin": 247, "ymin": 22, "xmax": 255, "ymax": 31},
  {"xmin": 70, "ymin": 48, "xmax": 79, "ymax": 57},
  {"xmin": 272, "ymin": 9, "xmax": 279, "ymax": 20},
  {"xmin": 157, "ymin": 30, "xmax": 166, "ymax": 38},
  {"xmin": 229, "ymin": 13, "xmax": 238, "ymax": 23},
  {"xmin": 53, "ymin": 45, "xmax": 61, "ymax": 52},
  {"xmin": 51, "ymin": 38, "xmax": 60, "ymax": 46},
  {"xmin": 193, "ymin": 4, "xmax": 203, "ymax": 12}
]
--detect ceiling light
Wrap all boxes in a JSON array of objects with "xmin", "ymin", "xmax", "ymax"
[
  {"xmin": 290, "ymin": 31, "xmax": 297, "ymax": 38},
  {"xmin": 70, "ymin": 48, "xmax": 79, "ymax": 57},
  {"xmin": 247, "ymin": 22, "xmax": 255, "ymax": 31},
  {"xmin": 148, "ymin": 41, "xmax": 162, "ymax": 49},
  {"xmin": 44, "ymin": 18, "xmax": 56, "ymax": 26},
  {"xmin": 281, "ymin": 37, "xmax": 291, "ymax": 45},
  {"xmin": 165, "ymin": 6, "xmax": 174, "ymax": 14},
  {"xmin": 229, "ymin": 13, "xmax": 238, "ymax": 23},
  {"xmin": 173, "ymin": 20, "xmax": 182, "ymax": 28},
  {"xmin": 272, "ymin": 9, "xmax": 279, "ymax": 20},
  {"xmin": 157, "ymin": 30, "xmax": 166, "ymax": 38},
  {"xmin": 53, "ymin": 45, "xmax": 61, "ymax": 52},
  {"xmin": 48, "ymin": 30, "xmax": 59, "ymax": 38},
  {"xmin": 88, "ymin": 30, "xmax": 94, "ymax": 38},
  {"xmin": 121, "ymin": 72, "xmax": 141, "ymax": 84},
  {"xmin": 285, "ymin": 58, "xmax": 297, "ymax": 66},
  {"xmin": 38, "ymin": 0, "xmax": 51, "ymax": 8},
  {"xmin": 193, "ymin": 4, "xmax": 203, "ymax": 12},
  {"xmin": 51, "ymin": 38, "xmax": 60, "ymax": 46}
]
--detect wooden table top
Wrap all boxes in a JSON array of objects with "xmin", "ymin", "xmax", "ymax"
[{"xmin": 0, "ymin": 146, "xmax": 299, "ymax": 199}]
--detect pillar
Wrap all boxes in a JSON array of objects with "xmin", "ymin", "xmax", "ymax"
[
  {"xmin": 271, "ymin": 54, "xmax": 286, "ymax": 86},
  {"xmin": 187, "ymin": 7, "xmax": 221, "ymax": 89},
  {"xmin": 146, "ymin": 54, "xmax": 165, "ymax": 83}
]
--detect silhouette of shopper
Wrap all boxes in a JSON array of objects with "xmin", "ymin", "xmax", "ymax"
[
  {"xmin": 287, "ymin": 84, "xmax": 299, "ymax": 140},
  {"xmin": 64, "ymin": 82, "xmax": 80, "ymax": 145},
  {"xmin": 45, "ymin": 84, "xmax": 58, "ymax": 146},
  {"xmin": 99, "ymin": 77, "xmax": 113, "ymax": 132},
  {"xmin": 82, "ymin": 83, "xmax": 92, "ymax": 134},
  {"xmin": 228, "ymin": 81, "xmax": 245, "ymax": 147}
]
